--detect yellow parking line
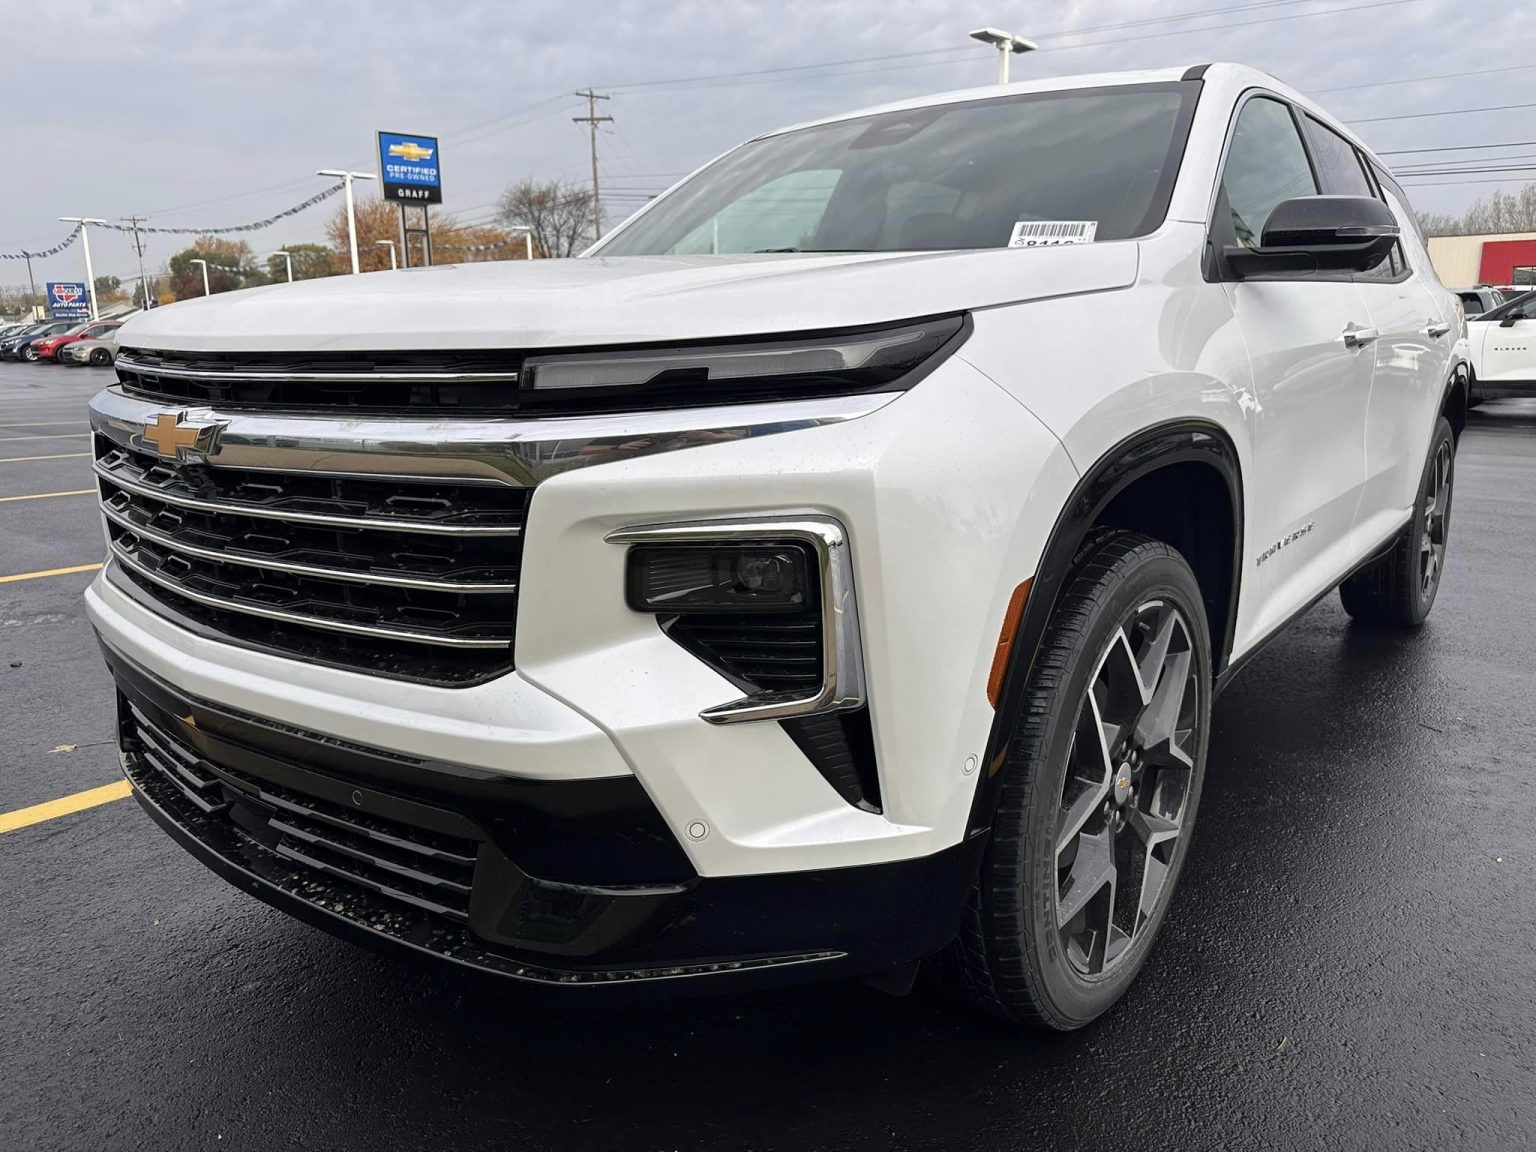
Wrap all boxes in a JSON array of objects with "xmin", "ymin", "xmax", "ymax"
[
  {"xmin": 0, "ymin": 780, "xmax": 131, "ymax": 835},
  {"xmin": 0, "ymin": 488, "xmax": 94, "ymax": 504},
  {"xmin": 0, "ymin": 432, "xmax": 90, "ymax": 442},
  {"xmin": 0, "ymin": 562, "xmax": 103, "ymax": 584},
  {"xmin": 0, "ymin": 453, "xmax": 91, "ymax": 464}
]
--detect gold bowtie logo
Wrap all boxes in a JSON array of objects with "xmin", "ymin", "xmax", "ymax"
[{"xmin": 138, "ymin": 412, "xmax": 225, "ymax": 462}]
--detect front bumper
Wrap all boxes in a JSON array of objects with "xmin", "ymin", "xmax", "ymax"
[{"xmin": 108, "ymin": 642, "xmax": 980, "ymax": 989}]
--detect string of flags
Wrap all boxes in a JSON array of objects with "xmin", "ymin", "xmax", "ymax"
[
  {"xmin": 0, "ymin": 184, "xmax": 345, "ymax": 261},
  {"xmin": 0, "ymin": 225, "xmax": 81, "ymax": 261},
  {"xmin": 435, "ymin": 232, "xmax": 529, "ymax": 254},
  {"xmin": 96, "ymin": 184, "xmax": 345, "ymax": 236}
]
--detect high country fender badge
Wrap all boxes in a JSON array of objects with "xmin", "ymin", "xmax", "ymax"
[
  {"xmin": 1256, "ymin": 522, "xmax": 1315, "ymax": 567},
  {"xmin": 134, "ymin": 411, "xmax": 227, "ymax": 463}
]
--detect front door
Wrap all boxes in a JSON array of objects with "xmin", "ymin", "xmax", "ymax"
[
  {"xmin": 1476, "ymin": 295, "xmax": 1536, "ymax": 384},
  {"xmin": 1214, "ymin": 95, "xmax": 1375, "ymax": 642}
]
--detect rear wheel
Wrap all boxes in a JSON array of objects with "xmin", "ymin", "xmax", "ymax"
[
  {"xmin": 940, "ymin": 532, "xmax": 1211, "ymax": 1029},
  {"xmin": 1339, "ymin": 417, "xmax": 1455, "ymax": 626}
]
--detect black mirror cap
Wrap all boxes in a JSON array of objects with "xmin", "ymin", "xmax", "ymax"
[
  {"xmin": 1224, "ymin": 195, "xmax": 1401, "ymax": 279},
  {"xmin": 1261, "ymin": 195, "xmax": 1399, "ymax": 248}
]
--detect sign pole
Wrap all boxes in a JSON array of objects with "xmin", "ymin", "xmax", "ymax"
[
  {"xmin": 423, "ymin": 207, "xmax": 433, "ymax": 267},
  {"xmin": 398, "ymin": 203, "xmax": 411, "ymax": 269}
]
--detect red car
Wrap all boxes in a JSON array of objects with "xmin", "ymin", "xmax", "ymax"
[{"xmin": 31, "ymin": 319, "xmax": 122, "ymax": 361}]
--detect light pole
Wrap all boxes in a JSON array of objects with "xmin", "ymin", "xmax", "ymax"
[
  {"xmin": 58, "ymin": 216, "xmax": 108, "ymax": 320},
  {"xmin": 374, "ymin": 239, "xmax": 397, "ymax": 270},
  {"xmin": 317, "ymin": 169, "xmax": 376, "ymax": 274},
  {"xmin": 272, "ymin": 250, "xmax": 294, "ymax": 283},
  {"xmin": 191, "ymin": 258, "xmax": 211, "ymax": 297},
  {"xmin": 969, "ymin": 27, "xmax": 1037, "ymax": 84},
  {"xmin": 507, "ymin": 225, "xmax": 533, "ymax": 260}
]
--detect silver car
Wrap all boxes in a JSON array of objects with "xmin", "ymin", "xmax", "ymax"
[{"xmin": 61, "ymin": 330, "xmax": 118, "ymax": 367}]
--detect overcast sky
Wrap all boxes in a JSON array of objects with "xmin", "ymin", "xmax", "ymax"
[{"xmin": 3, "ymin": 0, "xmax": 1533, "ymax": 287}]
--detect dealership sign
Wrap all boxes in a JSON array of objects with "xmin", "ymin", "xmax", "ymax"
[
  {"xmin": 377, "ymin": 131, "xmax": 442, "ymax": 204},
  {"xmin": 46, "ymin": 281, "xmax": 89, "ymax": 319}
]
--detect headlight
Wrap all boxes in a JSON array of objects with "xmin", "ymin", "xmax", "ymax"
[{"xmin": 521, "ymin": 314, "xmax": 968, "ymax": 409}]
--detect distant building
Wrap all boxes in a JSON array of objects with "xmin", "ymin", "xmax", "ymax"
[{"xmin": 1427, "ymin": 232, "xmax": 1536, "ymax": 290}]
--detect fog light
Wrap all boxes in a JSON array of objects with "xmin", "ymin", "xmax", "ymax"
[{"xmin": 626, "ymin": 543, "xmax": 814, "ymax": 614}]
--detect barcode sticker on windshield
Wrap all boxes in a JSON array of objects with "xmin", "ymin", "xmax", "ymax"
[{"xmin": 1008, "ymin": 221, "xmax": 1098, "ymax": 247}]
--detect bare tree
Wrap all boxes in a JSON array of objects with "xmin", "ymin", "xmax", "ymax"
[
  {"xmin": 1418, "ymin": 183, "xmax": 1536, "ymax": 237},
  {"xmin": 496, "ymin": 179, "xmax": 597, "ymax": 258}
]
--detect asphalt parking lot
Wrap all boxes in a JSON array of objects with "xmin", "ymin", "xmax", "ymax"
[{"xmin": 1, "ymin": 359, "xmax": 1533, "ymax": 1152}]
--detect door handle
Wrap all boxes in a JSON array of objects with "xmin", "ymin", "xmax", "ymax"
[
  {"xmin": 1342, "ymin": 323, "xmax": 1379, "ymax": 348},
  {"xmin": 1423, "ymin": 320, "xmax": 1451, "ymax": 338}
]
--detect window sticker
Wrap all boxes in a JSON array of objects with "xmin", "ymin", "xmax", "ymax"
[{"xmin": 1008, "ymin": 221, "xmax": 1098, "ymax": 247}]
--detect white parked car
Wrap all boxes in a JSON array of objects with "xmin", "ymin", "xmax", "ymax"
[
  {"xmin": 86, "ymin": 63, "xmax": 1466, "ymax": 1029},
  {"xmin": 1467, "ymin": 289, "xmax": 1536, "ymax": 403}
]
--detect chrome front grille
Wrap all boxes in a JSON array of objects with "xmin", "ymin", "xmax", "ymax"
[{"xmin": 94, "ymin": 435, "xmax": 526, "ymax": 683}]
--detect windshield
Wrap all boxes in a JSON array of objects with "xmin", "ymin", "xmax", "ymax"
[{"xmin": 597, "ymin": 81, "xmax": 1199, "ymax": 257}]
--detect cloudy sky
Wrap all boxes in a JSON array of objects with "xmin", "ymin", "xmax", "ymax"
[{"xmin": 3, "ymin": 0, "xmax": 1534, "ymax": 287}]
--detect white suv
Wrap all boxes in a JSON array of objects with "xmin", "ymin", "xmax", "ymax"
[{"xmin": 86, "ymin": 63, "xmax": 1465, "ymax": 1029}]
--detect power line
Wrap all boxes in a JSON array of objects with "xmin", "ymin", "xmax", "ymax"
[
  {"xmin": 602, "ymin": 0, "xmax": 1359, "ymax": 93},
  {"xmin": 1380, "ymin": 139, "xmax": 1536, "ymax": 156},
  {"xmin": 1313, "ymin": 61, "xmax": 1536, "ymax": 94},
  {"xmin": 602, "ymin": 0, "xmax": 1421, "ymax": 97},
  {"xmin": 1350, "ymin": 100, "xmax": 1536, "ymax": 125}
]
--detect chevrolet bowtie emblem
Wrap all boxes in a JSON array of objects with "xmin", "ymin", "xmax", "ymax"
[
  {"xmin": 138, "ymin": 412, "xmax": 226, "ymax": 462},
  {"xmin": 387, "ymin": 141, "xmax": 434, "ymax": 162}
]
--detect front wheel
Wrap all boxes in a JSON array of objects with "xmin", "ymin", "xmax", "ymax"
[
  {"xmin": 940, "ymin": 532, "xmax": 1211, "ymax": 1029},
  {"xmin": 1339, "ymin": 416, "xmax": 1455, "ymax": 626},
  {"xmin": 90, "ymin": 348, "xmax": 111, "ymax": 366},
  {"xmin": 22, "ymin": 345, "xmax": 38, "ymax": 361}
]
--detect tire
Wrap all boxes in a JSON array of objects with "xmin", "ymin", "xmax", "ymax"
[
  {"xmin": 90, "ymin": 348, "xmax": 110, "ymax": 366},
  {"xmin": 1339, "ymin": 416, "xmax": 1455, "ymax": 627},
  {"xmin": 22, "ymin": 345, "xmax": 38, "ymax": 361},
  {"xmin": 940, "ymin": 532, "xmax": 1212, "ymax": 1029},
  {"xmin": 1466, "ymin": 369, "xmax": 1483, "ymax": 409}
]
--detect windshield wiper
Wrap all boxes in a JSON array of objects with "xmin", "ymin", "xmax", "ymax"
[{"xmin": 751, "ymin": 247, "xmax": 867, "ymax": 254}]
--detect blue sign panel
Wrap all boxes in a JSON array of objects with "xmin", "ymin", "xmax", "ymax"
[
  {"xmin": 377, "ymin": 131, "xmax": 442, "ymax": 204},
  {"xmin": 46, "ymin": 281, "xmax": 89, "ymax": 320}
]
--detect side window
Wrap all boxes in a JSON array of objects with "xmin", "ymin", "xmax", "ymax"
[
  {"xmin": 1302, "ymin": 116, "xmax": 1374, "ymax": 198},
  {"xmin": 1360, "ymin": 167, "xmax": 1416, "ymax": 281},
  {"xmin": 1218, "ymin": 97, "xmax": 1319, "ymax": 249}
]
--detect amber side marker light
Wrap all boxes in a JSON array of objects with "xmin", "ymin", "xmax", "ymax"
[{"xmin": 987, "ymin": 578, "xmax": 1033, "ymax": 709}]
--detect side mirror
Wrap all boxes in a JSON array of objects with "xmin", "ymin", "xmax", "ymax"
[
  {"xmin": 1223, "ymin": 195, "xmax": 1400, "ymax": 280},
  {"xmin": 1500, "ymin": 315, "xmax": 1522, "ymax": 327}
]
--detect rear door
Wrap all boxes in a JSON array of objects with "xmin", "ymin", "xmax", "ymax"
[{"xmin": 1301, "ymin": 123, "xmax": 1452, "ymax": 538}]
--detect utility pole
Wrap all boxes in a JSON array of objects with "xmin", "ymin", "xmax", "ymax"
[
  {"xmin": 22, "ymin": 253, "xmax": 38, "ymax": 317},
  {"xmin": 573, "ymin": 89, "xmax": 613, "ymax": 239},
  {"xmin": 123, "ymin": 215, "xmax": 152, "ymax": 310},
  {"xmin": 316, "ymin": 169, "xmax": 376, "ymax": 273},
  {"xmin": 969, "ymin": 28, "xmax": 1037, "ymax": 84},
  {"xmin": 58, "ymin": 216, "xmax": 107, "ymax": 319}
]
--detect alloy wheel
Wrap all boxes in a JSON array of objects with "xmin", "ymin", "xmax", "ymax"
[
  {"xmin": 1420, "ymin": 439, "xmax": 1452, "ymax": 597},
  {"xmin": 1055, "ymin": 599, "xmax": 1200, "ymax": 977}
]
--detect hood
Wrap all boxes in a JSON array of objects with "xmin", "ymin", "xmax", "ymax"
[{"xmin": 117, "ymin": 244, "xmax": 1139, "ymax": 354}]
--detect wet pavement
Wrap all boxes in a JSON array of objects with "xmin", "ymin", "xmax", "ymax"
[{"xmin": 2, "ymin": 361, "xmax": 1533, "ymax": 1151}]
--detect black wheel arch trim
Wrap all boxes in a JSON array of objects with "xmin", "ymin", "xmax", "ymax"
[{"xmin": 966, "ymin": 419, "xmax": 1243, "ymax": 836}]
